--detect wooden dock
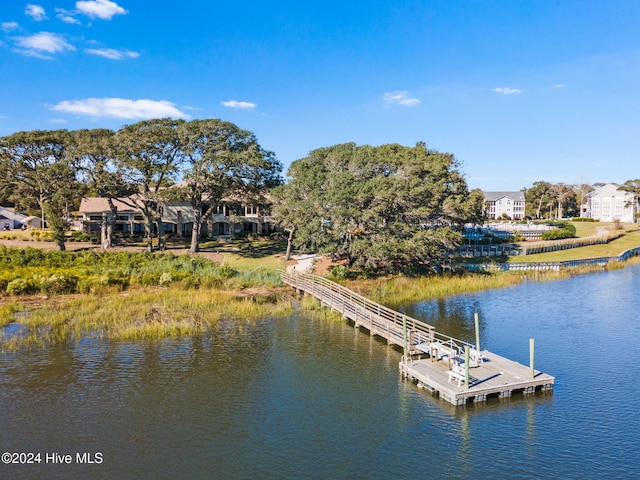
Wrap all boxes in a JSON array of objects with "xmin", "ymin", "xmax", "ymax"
[{"xmin": 282, "ymin": 271, "xmax": 554, "ymax": 406}]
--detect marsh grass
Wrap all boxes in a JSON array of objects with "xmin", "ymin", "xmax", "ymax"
[
  {"xmin": 1, "ymin": 286, "xmax": 293, "ymax": 352},
  {"xmin": 0, "ymin": 246, "xmax": 283, "ymax": 296},
  {"xmin": 0, "ymin": 301, "xmax": 25, "ymax": 327},
  {"xmin": 341, "ymin": 263, "xmax": 635, "ymax": 306}
]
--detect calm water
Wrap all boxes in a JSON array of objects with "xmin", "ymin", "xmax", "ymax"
[{"xmin": 1, "ymin": 264, "xmax": 639, "ymax": 479}]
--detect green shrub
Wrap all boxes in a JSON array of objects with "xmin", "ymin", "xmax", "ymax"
[
  {"xmin": 6, "ymin": 278, "xmax": 38, "ymax": 295},
  {"xmin": 217, "ymin": 263, "xmax": 237, "ymax": 278},
  {"xmin": 540, "ymin": 221, "xmax": 576, "ymax": 240},
  {"xmin": 331, "ymin": 265, "xmax": 349, "ymax": 280}
]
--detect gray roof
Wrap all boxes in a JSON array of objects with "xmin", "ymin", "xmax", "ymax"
[{"xmin": 483, "ymin": 191, "xmax": 525, "ymax": 201}]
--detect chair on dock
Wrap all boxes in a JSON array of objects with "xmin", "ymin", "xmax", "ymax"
[
  {"xmin": 469, "ymin": 347, "xmax": 485, "ymax": 367},
  {"xmin": 447, "ymin": 363, "xmax": 466, "ymax": 387}
]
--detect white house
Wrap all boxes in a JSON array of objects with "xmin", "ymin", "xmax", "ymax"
[
  {"xmin": 0, "ymin": 206, "xmax": 42, "ymax": 230},
  {"xmin": 483, "ymin": 191, "xmax": 526, "ymax": 220},
  {"xmin": 581, "ymin": 183, "xmax": 638, "ymax": 223}
]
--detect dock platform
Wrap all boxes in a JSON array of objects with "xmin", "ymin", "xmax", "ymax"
[{"xmin": 402, "ymin": 350, "xmax": 554, "ymax": 405}]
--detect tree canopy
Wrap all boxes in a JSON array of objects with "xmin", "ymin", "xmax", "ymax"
[
  {"xmin": 0, "ymin": 129, "xmax": 79, "ymax": 250},
  {"xmin": 0, "ymin": 119, "xmax": 280, "ymax": 251},
  {"xmin": 272, "ymin": 142, "xmax": 484, "ymax": 274},
  {"xmin": 177, "ymin": 119, "xmax": 282, "ymax": 252}
]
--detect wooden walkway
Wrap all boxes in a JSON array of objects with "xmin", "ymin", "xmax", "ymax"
[{"xmin": 282, "ymin": 271, "xmax": 554, "ymax": 406}]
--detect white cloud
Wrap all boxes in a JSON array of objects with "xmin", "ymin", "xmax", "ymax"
[
  {"xmin": 1, "ymin": 21, "xmax": 19, "ymax": 31},
  {"xmin": 492, "ymin": 87, "xmax": 522, "ymax": 95},
  {"xmin": 383, "ymin": 90, "xmax": 421, "ymax": 106},
  {"xmin": 76, "ymin": 0, "xmax": 127, "ymax": 20},
  {"xmin": 59, "ymin": 15, "xmax": 81, "ymax": 25},
  {"xmin": 85, "ymin": 48, "xmax": 139, "ymax": 59},
  {"xmin": 15, "ymin": 32, "xmax": 75, "ymax": 58},
  {"xmin": 48, "ymin": 118, "xmax": 67, "ymax": 124},
  {"xmin": 552, "ymin": 84, "xmax": 567, "ymax": 89},
  {"xmin": 54, "ymin": 8, "xmax": 81, "ymax": 24},
  {"xmin": 51, "ymin": 98, "xmax": 191, "ymax": 120},
  {"xmin": 25, "ymin": 4, "xmax": 47, "ymax": 21},
  {"xmin": 221, "ymin": 100, "xmax": 257, "ymax": 110}
]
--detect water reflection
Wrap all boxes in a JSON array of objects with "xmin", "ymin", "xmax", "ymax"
[
  {"xmin": 1, "ymin": 264, "xmax": 640, "ymax": 479},
  {"xmin": 401, "ymin": 297, "xmax": 487, "ymax": 345}
]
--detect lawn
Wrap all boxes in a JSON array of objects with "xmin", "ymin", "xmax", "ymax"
[{"xmin": 511, "ymin": 229, "xmax": 640, "ymax": 263}]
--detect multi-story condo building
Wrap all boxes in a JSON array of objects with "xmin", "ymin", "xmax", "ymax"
[
  {"xmin": 483, "ymin": 191, "xmax": 526, "ymax": 220},
  {"xmin": 580, "ymin": 183, "xmax": 638, "ymax": 223}
]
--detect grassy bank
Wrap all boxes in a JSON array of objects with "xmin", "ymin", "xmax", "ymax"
[
  {"xmin": 0, "ymin": 245, "xmax": 291, "ymax": 351},
  {"xmin": 0, "ymin": 245, "xmax": 283, "ymax": 295},
  {"xmin": 340, "ymin": 268, "xmax": 600, "ymax": 306},
  {"xmin": 512, "ymin": 229, "xmax": 640, "ymax": 263},
  {"xmin": 1, "ymin": 286, "xmax": 292, "ymax": 352},
  {"xmin": 3, "ymin": 233, "xmax": 639, "ymax": 352}
]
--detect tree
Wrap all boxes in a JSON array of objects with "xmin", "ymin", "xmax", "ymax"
[
  {"xmin": 272, "ymin": 142, "xmax": 483, "ymax": 274},
  {"xmin": 0, "ymin": 130, "xmax": 78, "ymax": 250},
  {"xmin": 550, "ymin": 182, "xmax": 576, "ymax": 219},
  {"xmin": 573, "ymin": 183, "xmax": 594, "ymax": 218},
  {"xmin": 619, "ymin": 179, "xmax": 640, "ymax": 222},
  {"xmin": 69, "ymin": 128, "xmax": 135, "ymax": 248},
  {"xmin": 177, "ymin": 119, "xmax": 282, "ymax": 253},
  {"xmin": 524, "ymin": 181, "xmax": 553, "ymax": 219},
  {"xmin": 114, "ymin": 118, "xmax": 185, "ymax": 252}
]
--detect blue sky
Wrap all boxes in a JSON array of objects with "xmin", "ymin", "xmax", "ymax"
[{"xmin": 1, "ymin": 0, "xmax": 639, "ymax": 191}]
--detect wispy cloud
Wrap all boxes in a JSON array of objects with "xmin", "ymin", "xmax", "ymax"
[
  {"xmin": 492, "ymin": 87, "xmax": 522, "ymax": 95},
  {"xmin": 25, "ymin": 4, "xmax": 48, "ymax": 21},
  {"xmin": 1, "ymin": 21, "xmax": 19, "ymax": 31},
  {"xmin": 383, "ymin": 90, "xmax": 421, "ymax": 106},
  {"xmin": 48, "ymin": 118, "xmax": 67, "ymax": 124},
  {"xmin": 85, "ymin": 48, "xmax": 139, "ymax": 59},
  {"xmin": 75, "ymin": 0, "xmax": 127, "ymax": 20},
  {"xmin": 51, "ymin": 97, "xmax": 191, "ymax": 119},
  {"xmin": 552, "ymin": 84, "xmax": 567, "ymax": 89},
  {"xmin": 15, "ymin": 32, "xmax": 75, "ymax": 59},
  {"xmin": 221, "ymin": 100, "xmax": 257, "ymax": 110}
]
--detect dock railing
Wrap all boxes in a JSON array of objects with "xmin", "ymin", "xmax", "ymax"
[{"xmin": 282, "ymin": 271, "xmax": 476, "ymax": 359}]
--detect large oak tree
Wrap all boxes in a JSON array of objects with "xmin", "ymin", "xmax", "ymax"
[
  {"xmin": 272, "ymin": 142, "xmax": 484, "ymax": 274},
  {"xmin": 0, "ymin": 129, "xmax": 79, "ymax": 250},
  {"xmin": 177, "ymin": 119, "xmax": 282, "ymax": 253},
  {"xmin": 114, "ymin": 118, "xmax": 185, "ymax": 252}
]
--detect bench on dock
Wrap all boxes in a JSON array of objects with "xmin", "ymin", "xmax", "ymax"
[{"xmin": 447, "ymin": 364, "xmax": 467, "ymax": 386}]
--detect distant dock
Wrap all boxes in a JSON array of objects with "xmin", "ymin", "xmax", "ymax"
[{"xmin": 282, "ymin": 271, "xmax": 554, "ymax": 406}]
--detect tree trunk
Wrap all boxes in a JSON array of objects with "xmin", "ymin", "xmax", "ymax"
[
  {"xmin": 107, "ymin": 198, "xmax": 118, "ymax": 248},
  {"xmin": 190, "ymin": 214, "xmax": 202, "ymax": 254},
  {"xmin": 144, "ymin": 223, "xmax": 153, "ymax": 252},
  {"xmin": 100, "ymin": 212, "xmax": 108, "ymax": 249},
  {"xmin": 156, "ymin": 219, "xmax": 165, "ymax": 251},
  {"xmin": 284, "ymin": 227, "xmax": 295, "ymax": 261},
  {"xmin": 536, "ymin": 197, "xmax": 544, "ymax": 219}
]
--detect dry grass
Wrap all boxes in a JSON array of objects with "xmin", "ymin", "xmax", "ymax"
[{"xmin": 0, "ymin": 285, "xmax": 293, "ymax": 352}]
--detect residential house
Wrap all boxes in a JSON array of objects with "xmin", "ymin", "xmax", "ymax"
[
  {"xmin": 79, "ymin": 196, "xmax": 273, "ymax": 237},
  {"xmin": 580, "ymin": 183, "xmax": 638, "ymax": 223},
  {"xmin": 483, "ymin": 191, "xmax": 526, "ymax": 220},
  {"xmin": 0, "ymin": 206, "xmax": 42, "ymax": 230}
]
